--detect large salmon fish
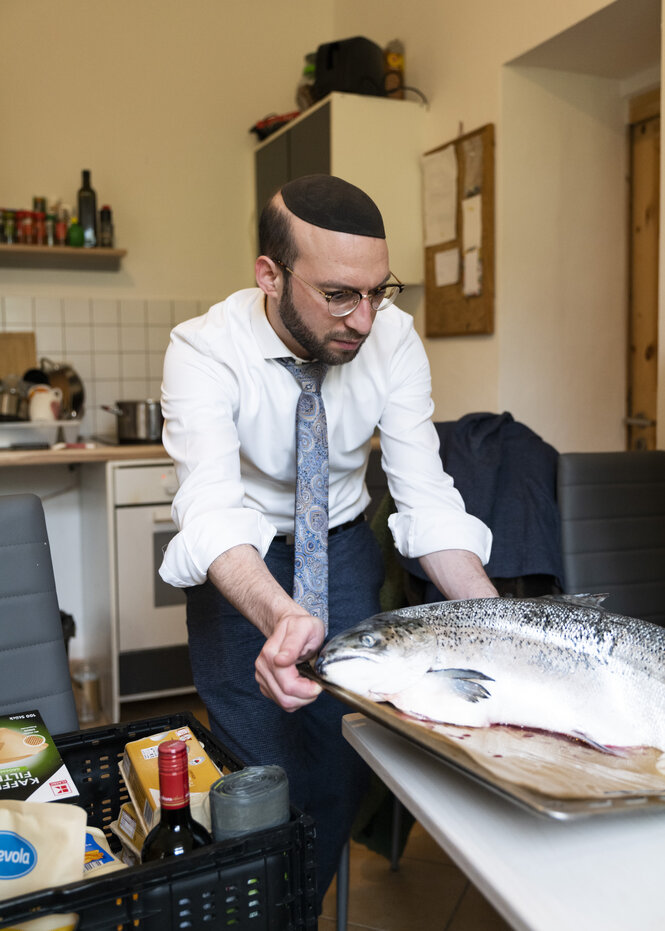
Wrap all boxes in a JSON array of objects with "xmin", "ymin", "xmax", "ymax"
[{"xmin": 315, "ymin": 595, "xmax": 665, "ymax": 753}]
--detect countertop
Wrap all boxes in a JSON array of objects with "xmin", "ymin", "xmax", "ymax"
[{"xmin": 0, "ymin": 442, "xmax": 168, "ymax": 467}]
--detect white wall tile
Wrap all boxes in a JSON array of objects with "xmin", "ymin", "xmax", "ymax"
[
  {"xmin": 36, "ymin": 326, "xmax": 64, "ymax": 355},
  {"xmin": 94, "ymin": 354, "xmax": 121, "ymax": 379},
  {"xmin": 35, "ymin": 297, "xmax": 63, "ymax": 325},
  {"xmin": 121, "ymin": 379, "xmax": 149, "ymax": 399},
  {"xmin": 92, "ymin": 326, "xmax": 120, "ymax": 352},
  {"xmin": 120, "ymin": 299, "xmax": 146, "ymax": 327},
  {"xmin": 121, "ymin": 353, "xmax": 148, "ymax": 379},
  {"xmin": 120, "ymin": 325, "xmax": 147, "ymax": 353},
  {"xmin": 63, "ymin": 297, "xmax": 91, "ymax": 324},
  {"xmin": 148, "ymin": 299, "xmax": 173, "ymax": 326},
  {"xmin": 4, "ymin": 296, "xmax": 33, "ymax": 327},
  {"xmin": 95, "ymin": 381, "xmax": 121, "ymax": 408},
  {"xmin": 147, "ymin": 325, "xmax": 170, "ymax": 353},
  {"xmin": 65, "ymin": 326, "xmax": 93, "ymax": 353},
  {"xmin": 148, "ymin": 351, "xmax": 166, "ymax": 380},
  {"xmin": 91, "ymin": 299, "xmax": 118, "ymax": 326}
]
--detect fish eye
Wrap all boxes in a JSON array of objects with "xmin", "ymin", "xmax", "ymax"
[{"xmin": 359, "ymin": 634, "xmax": 376, "ymax": 647}]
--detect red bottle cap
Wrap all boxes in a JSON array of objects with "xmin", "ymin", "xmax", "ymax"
[{"xmin": 158, "ymin": 739, "xmax": 190, "ymax": 809}]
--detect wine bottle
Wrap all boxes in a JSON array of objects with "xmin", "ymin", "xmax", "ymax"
[
  {"xmin": 77, "ymin": 169, "xmax": 98, "ymax": 248},
  {"xmin": 141, "ymin": 740, "xmax": 212, "ymax": 862}
]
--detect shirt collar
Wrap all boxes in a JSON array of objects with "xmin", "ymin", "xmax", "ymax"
[{"xmin": 250, "ymin": 290, "xmax": 310, "ymax": 362}]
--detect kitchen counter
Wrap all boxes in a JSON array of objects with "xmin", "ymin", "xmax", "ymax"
[{"xmin": 0, "ymin": 443, "xmax": 168, "ymax": 467}]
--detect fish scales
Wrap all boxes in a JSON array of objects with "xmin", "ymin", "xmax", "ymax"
[{"xmin": 315, "ymin": 595, "xmax": 665, "ymax": 753}]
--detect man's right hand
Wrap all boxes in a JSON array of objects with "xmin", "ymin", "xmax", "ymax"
[{"xmin": 255, "ymin": 613, "xmax": 325, "ymax": 711}]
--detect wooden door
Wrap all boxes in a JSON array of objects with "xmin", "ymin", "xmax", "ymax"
[{"xmin": 627, "ymin": 95, "xmax": 659, "ymax": 450}]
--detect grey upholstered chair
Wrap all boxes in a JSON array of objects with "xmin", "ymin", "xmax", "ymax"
[
  {"xmin": 558, "ymin": 451, "xmax": 665, "ymax": 625},
  {"xmin": 0, "ymin": 493, "xmax": 79, "ymax": 734}
]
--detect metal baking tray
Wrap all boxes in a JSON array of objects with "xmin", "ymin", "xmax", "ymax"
[{"xmin": 300, "ymin": 664, "xmax": 665, "ymax": 821}]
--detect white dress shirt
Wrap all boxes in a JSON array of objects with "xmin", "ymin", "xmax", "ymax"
[{"xmin": 159, "ymin": 288, "xmax": 492, "ymax": 587}]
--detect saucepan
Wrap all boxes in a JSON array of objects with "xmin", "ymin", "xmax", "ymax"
[
  {"xmin": 101, "ymin": 399, "xmax": 164, "ymax": 444},
  {"xmin": 0, "ymin": 377, "xmax": 30, "ymax": 421}
]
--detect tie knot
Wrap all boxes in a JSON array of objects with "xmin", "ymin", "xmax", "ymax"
[{"xmin": 277, "ymin": 357, "xmax": 328, "ymax": 393}]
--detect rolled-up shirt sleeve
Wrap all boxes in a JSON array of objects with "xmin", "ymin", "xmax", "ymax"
[
  {"xmin": 159, "ymin": 320, "xmax": 276, "ymax": 587},
  {"xmin": 379, "ymin": 322, "xmax": 492, "ymax": 564}
]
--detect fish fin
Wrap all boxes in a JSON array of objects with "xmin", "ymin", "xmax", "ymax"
[
  {"xmin": 542, "ymin": 593, "xmax": 610, "ymax": 608},
  {"xmin": 570, "ymin": 730, "xmax": 622, "ymax": 756},
  {"xmin": 430, "ymin": 668, "xmax": 493, "ymax": 703},
  {"xmin": 435, "ymin": 667, "xmax": 495, "ymax": 683}
]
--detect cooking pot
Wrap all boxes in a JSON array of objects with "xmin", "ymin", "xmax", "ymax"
[
  {"xmin": 0, "ymin": 378, "xmax": 30, "ymax": 422},
  {"xmin": 40, "ymin": 357, "xmax": 85, "ymax": 419},
  {"xmin": 102, "ymin": 400, "xmax": 164, "ymax": 444}
]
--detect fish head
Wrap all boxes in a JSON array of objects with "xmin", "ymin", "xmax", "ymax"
[{"xmin": 315, "ymin": 612, "xmax": 431, "ymax": 698}]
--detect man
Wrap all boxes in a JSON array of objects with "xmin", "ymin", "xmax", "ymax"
[{"xmin": 159, "ymin": 174, "xmax": 497, "ymax": 904}]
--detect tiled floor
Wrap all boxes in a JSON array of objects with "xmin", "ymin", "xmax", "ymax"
[
  {"xmin": 117, "ymin": 693, "xmax": 511, "ymax": 931},
  {"xmin": 319, "ymin": 825, "xmax": 511, "ymax": 931}
]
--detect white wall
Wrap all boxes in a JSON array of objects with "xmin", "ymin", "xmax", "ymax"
[
  {"xmin": 500, "ymin": 66, "xmax": 628, "ymax": 452},
  {"xmin": 331, "ymin": 0, "xmax": 654, "ymax": 451},
  {"xmin": 0, "ymin": 0, "xmax": 334, "ymax": 299}
]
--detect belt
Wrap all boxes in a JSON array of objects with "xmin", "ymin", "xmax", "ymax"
[{"xmin": 275, "ymin": 512, "xmax": 365, "ymax": 545}]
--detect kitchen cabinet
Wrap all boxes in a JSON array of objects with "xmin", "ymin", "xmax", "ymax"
[{"xmin": 254, "ymin": 92, "xmax": 426, "ymax": 283}]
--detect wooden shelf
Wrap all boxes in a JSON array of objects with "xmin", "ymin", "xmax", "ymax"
[{"xmin": 0, "ymin": 244, "xmax": 127, "ymax": 271}]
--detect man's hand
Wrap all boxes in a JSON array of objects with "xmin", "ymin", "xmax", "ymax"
[
  {"xmin": 255, "ymin": 613, "xmax": 325, "ymax": 710},
  {"xmin": 208, "ymin": 544, "xmax": 326, "ymax": 710}
]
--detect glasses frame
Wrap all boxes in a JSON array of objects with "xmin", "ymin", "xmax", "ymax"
[{"xmin": 275, "ymin": 260, "xmax": 404, "ymax": 317}]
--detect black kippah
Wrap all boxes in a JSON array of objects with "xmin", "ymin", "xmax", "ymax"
[{"xmin": 281, "ymin": 174, "xmax": 385, "ymax": 239}]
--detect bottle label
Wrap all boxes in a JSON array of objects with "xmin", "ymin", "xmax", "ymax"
[{"xmin": 160, "ymin": 768, "xmax": 190, "ymax": 810}]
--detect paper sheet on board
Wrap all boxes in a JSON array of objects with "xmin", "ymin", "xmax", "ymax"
[
  {"xmin": 434, "ymin": 248, "xmax": 460, "ymax": 287},
  {"xmin": 422, "ymin": 147, "xmax": 457, "ymax": 246}
]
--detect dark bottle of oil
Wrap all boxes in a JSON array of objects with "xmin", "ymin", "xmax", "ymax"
[{"xmin": 77, "ymin": 170, "xmax": 98, "ymax": 248}]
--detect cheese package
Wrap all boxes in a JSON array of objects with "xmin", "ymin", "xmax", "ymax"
[
  {"xmin": 109, "ymin": 801, "xmax": 145, "ymax": 860},
  {"xmin": 120, "ymin": 725, "xmax": 223, "ymax": 833},
  {"xmin": 0, "ymin": 711, "xmax": 79, "ymax": 802}
]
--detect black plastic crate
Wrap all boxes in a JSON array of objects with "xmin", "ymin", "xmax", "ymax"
[{"xmin": 0, "ymin": 711, "xmax": 318, "ymax": 930}]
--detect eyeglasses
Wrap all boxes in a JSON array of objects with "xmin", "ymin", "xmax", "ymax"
[{"xmin": 275, "ymin": 260, "xmax": 404, "ymax": 317}]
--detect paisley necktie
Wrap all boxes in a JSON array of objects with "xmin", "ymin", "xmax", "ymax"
[{"xmin": 277, "ymin": 358, "xmax": 329, "ymax": 631}]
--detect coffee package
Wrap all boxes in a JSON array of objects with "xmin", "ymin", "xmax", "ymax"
[{"xmin": 0, "ymin": 711, "xmax": 78, "ymax": 803}]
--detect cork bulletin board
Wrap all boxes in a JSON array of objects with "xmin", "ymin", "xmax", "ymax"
[{"xmin": 422, "ymin": 123, "xmax": 495, "ymax": 337}]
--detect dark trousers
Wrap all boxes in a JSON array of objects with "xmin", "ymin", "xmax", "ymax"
[{"xmin": 185, "ymin": 519, "xmax": 384, "ymax": 908}]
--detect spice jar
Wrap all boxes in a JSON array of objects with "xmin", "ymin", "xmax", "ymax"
[
  {"xmin": 34, "ymin": 211, "xmax": 46, "ymax": 246},
  {"xmin": 2, "ymin": 211, "xmax": 16, "ymax": 244}
]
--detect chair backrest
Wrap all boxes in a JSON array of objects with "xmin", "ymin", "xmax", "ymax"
[
  {"xmin": 557, "ymin": 451, "xmax": 665, "ymax": 625},
  {"xmin": 0, "ymin": 493, "xmax": 79, "ymax": 734}
]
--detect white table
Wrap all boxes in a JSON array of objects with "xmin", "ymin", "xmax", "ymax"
[{"xmin": 343, "ymin": 713, "xmax": 665, "ymax": 931}]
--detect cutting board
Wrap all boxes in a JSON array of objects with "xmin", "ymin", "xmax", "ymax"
[{"xmin": 0, "ymin": 332, "xmax": 37, "ymax": 379}]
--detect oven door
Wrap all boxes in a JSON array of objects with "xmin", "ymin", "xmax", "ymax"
[{"xmin": 115, "ymin": 504, "xmax": 186, "ymax": 652}]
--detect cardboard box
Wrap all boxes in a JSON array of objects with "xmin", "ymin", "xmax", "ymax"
[
  {"xmin": 121, "ymin": 725, "xmax": 223, "ymax": 833},
  {"xmin": 109, "ymin": 801, "xmax": 145, "ymax": 860},
  {"xmin": 0, "ymin": 710, "xmax": 78, "ymax": 802}
]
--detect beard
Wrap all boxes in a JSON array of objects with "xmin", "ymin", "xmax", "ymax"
[{"xmin": 277, "ymin": 280, "xmax": 367, "ymax": 365}]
